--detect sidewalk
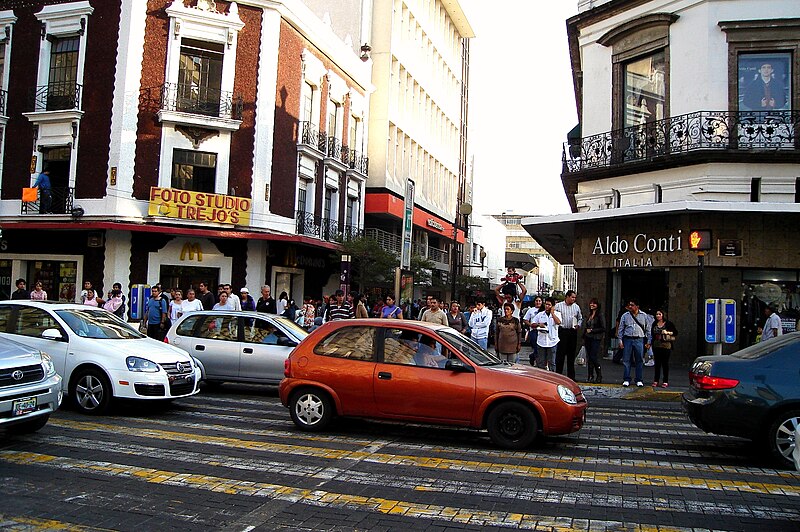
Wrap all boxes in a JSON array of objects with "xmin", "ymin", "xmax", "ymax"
[{"xmin": 515, "ymin": 345, "xmax": 689, "ymax": 402}]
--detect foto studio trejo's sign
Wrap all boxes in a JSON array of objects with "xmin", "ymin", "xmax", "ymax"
[{"xmin": 592, "ymin": 231, "xmax": 683, "ymax": 267}]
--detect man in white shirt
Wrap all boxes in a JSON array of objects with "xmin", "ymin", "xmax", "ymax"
[
  {"xmin": 468, "ymin": 297, "xmax": 492, "ymax": 349},
  {"xmin": 181, "ymin": 289, "xmax": 204, "ymax": 314},
  {"xmin": 554, "ymin": 290, "xmax": 582, "ymax": 381},
  {"xmin": 761, "ymin": 304, "xmax": 782, "ymax": 342},
  {"xmin": 224, "ymin": 284, "xmax": 242, "ymax": 311}
]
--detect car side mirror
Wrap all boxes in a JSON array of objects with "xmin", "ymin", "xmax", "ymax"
[
  {"xmin": 279, "ymin": 338, "xmax": 298, "ymax": 348},
  {"xmin": 445, "ymin": 359, "xmax": 475, "ymax": 373},
  {"xmin": 42, "ymin": 328, "xmax": 64, "ymax": 341}
]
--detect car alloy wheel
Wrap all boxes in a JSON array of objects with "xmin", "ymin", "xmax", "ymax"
[
  {"xmin": 487, "ymin": 401, "xmax": 538, "ymax": 450},
  {"xmin": 289, "ymin": 389, "xmax": 333, "ymax": 432},
  {"xmin": 769, "ymin": 410, "xmax": 799, "ymax": 468},
  {"xmin": 71, "ymin": 369, "xmax": 112, "ymax": 415}
]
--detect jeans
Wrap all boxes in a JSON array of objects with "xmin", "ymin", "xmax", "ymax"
[
  {"xmin": 622, "ymin": 337, "xmax": 644, "ymax": 382},
  {"xmin": 537, "ymin": 346, "xmax": 556, "ymax": 371},
  {"xmin": 653, "ymin": 347, "xmax": 671, "ymax": 383},
  {"xmin": 474, "ymin": 337, "xmax": 488, "ymax": 350},
  {"xmin": 556, "ymin": 328, "xmax": 578, "ymax": 380}
]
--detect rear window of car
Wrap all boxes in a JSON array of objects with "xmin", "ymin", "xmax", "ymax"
[
  {"xmin": 313, "ymin": 326, "xmax": 375, "ymax": 361},
  {"xmin": 731, "ymin": 332, "xmax": 799, "ymax": 360}
]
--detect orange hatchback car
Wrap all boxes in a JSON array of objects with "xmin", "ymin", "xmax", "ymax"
[{"xmin": 279, "ymin": 319, "xmax": 587, "ymax": 449}]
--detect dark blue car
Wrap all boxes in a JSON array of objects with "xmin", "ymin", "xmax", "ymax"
[{"xmin": 683, "ymin": 332, "xmax": 800, "ymax": 468}]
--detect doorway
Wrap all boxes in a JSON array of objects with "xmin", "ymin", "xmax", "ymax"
[
  {"xmin": 613, "ymin": 269, "xmax": 669, "ymax": 316},
  {"xmin": 159, "ymin": 265, "xmax": 219, "ymax": 296},
  {"xmin": 41, "ymin": 146, "xmax": 71, "ymax": 214}
]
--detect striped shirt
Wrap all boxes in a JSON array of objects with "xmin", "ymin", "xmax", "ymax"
[
  {"xmin": 326, "ymin": 303, "xmax": 353, "ymax": 321},
  {"xmin": 554, "ymin": 301, "xmax": 582, "ymax": 329}
]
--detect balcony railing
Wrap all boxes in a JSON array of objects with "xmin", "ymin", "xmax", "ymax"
[
  {"xmin": 160, "ymin": 82, "xmax": 243, "ymax": 120},
  {"xmin": 326, "ymin": 136, "xmax": 342, "ymax": 160},
  {"xmin": 365, "ymin": 228, "xmax": 401, "ymax": 256},
  {"xmin": 29, "ymin": 82, "xmax": 82, "ymax": 112},
  {"xmin": 563, "ymin": 110, "xmax": 800, "ymax": 174},
  {"xmin": 21, "ymin": 187, "xmax": 74, "ymax": 215},
  {"xmin": 299, "ymin": 121, "xmax": 321, "ymax": 148},
  {"xmin": 343, "ymin": 146, "xmax": 369, "ymax": 174},
  {"xmin": 296, "ymin": 211, "xmax": 363, "ymax": 241},
  {"xmin": 412, "ymin": 242, "xmax": 449, "ymax": 265}
]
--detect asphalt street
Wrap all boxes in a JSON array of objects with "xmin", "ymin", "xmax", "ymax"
[{"xmin": 1, "ymin": 354, "xmax": 798, "ymax": 531}]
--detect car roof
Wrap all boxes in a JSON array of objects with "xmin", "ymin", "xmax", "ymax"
[
  {"xmin": 321, "ymin": 318, "xmax": 450, "ymax": 331},
  {"xmin": 0, "ymin": 300, "xmax": 87, "ymax": 310},
  {"xmin": 176, "ymin": 310, "xmax": 283, "ymax": 318}
]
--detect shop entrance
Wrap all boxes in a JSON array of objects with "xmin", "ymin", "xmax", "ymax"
[
  {"xmin": 613, "ymin": 269, "xmax": 669, "ymax": 316},
  {"xmin": 27, "ymin": 259, "xmax": 78, "ymax": 301},
  {"xmin": 159, "ymin": 265, "xmax": 219, "ymax": 295}
]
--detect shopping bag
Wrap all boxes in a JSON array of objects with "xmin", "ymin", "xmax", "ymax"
[
  {"xmin": 575, "ymin": 346, "xmax": 586, "ymax": 366},
  {"xmin": 644, "ymin": 346, "xmax": 655, "ymax": 366},
  {"xmin": 22, "ymin": 187, "xmax": 38, "ymax": 202}
]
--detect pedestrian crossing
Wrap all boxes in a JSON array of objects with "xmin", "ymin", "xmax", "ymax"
[{"xmin": 1, "ymin": 391, "xmax": 798, "ymax": 531}]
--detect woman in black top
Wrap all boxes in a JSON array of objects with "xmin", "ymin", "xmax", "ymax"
[
  {"xmin": 651, "ymin": 309, "xmax": 677, "ymax": 387},
  {"xmin": 582, "ymin": 298, "xmax": 606, "ymax": 383}
]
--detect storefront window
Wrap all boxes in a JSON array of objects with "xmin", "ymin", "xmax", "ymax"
[
  {"xmin": 0, "ymin": 260, "xmax": 12, "ymax": 300},
  {"xmin": 741, "ymin": 270, "xmax": 800, "ymax": 346},
  {"xmin": 28, "ymin": 260, "xmax": 77, "ymax": 302}
]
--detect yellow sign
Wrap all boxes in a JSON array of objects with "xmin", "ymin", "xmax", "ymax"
[
  {"xmin": 180, "ymin": 243, "xmax": 203, "ymax": 262},
  {"xmin": 149, "ymin": 187, "xmax": 252, "ymax": 225}
]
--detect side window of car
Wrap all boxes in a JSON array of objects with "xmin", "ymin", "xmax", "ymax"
[
  {"xmin": 197, "ymin": 315, "xmax": 238, "ymax": 341},
  {"xmin": 14, "ymin": 307, "xmax": 61, "ymax": 338},
  {"xmin": 246, "ymin": 318, "xmax": 288, "ymax": 345},
  {"xmin": 313, "ymin": 326, "xmax": 375, "ymax": 361},
  {"xmin": 0, "ymin": 305, "xmax": 12, "ymax": 333},
  {"xmin": 383, "ymin": 329, "xmax": 450, "ymax": 368},
  {"xmin": 176, "ymin": 315, "xmax": 202, "ymax": 336}
]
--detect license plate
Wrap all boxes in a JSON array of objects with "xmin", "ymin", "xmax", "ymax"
[{"xmin": 12, "ymin": 397, "xmax": 37, "ymax": 417}]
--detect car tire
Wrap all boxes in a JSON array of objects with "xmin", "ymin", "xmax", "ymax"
[
  {"xmin": 487, "ymin": 401, "xmax": 538, "ymax": 450},
  {"xmin": 289, "ymin": 388, "xmax": 334, "ymax": 432},
  {"xmin": 767, "ymin": 409, "xmax": 800, "ymax": 468},
  {"xmin": 8, "ymin": 414, "xmax": 50, "ymax": 434},
  {"xmin": 70, "ymin": 368, "xmax": 112, "ymax": 415}
]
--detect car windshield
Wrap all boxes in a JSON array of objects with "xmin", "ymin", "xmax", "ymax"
[
  {"xmin": 729, "ymin": 332, "xmax": 799, "ymax": 360},
  {"xmin": 55, "ymin": 309, "xmax": 145, "ymax": 340},
  {"xmin": 272, "ymin": 316, "xmax": 308, "ymax": 341},
  {"xmin": 438, "ymin": 328, "xmax": 502, "ymax": 366}
]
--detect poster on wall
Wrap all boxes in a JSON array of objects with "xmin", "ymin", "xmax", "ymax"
[{"xmin": 738, "ymin": 52, "xmax": 792, "ymax": 112}]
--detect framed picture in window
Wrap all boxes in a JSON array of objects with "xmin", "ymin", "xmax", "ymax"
[{"xmin": 738, "ymin": 53, "xmax": 792, "ymax": 111}]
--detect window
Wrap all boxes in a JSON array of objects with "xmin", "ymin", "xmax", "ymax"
[
  {"xmin": 178, "ymin": 39, "xmax": 224, "ymax": 116},
  {"xmin": 623, "ymin": 50, "xmax": 666, "ymax": 127},
  {"xmin": 327, "ymin": 101, "xmax": 339, "ymax": 138},
  {"xmin": 172, "ymin": 149, "xmax": 216, "ymax": 193},
  {"xmin": 313, "ymin": 326, "xmax": 375, "ymax": 360},
  {"xmin": 738, "ymin": 52, "xmax": 791, "ymax": 112},
  {"xmin": 13, "ymin": 307, "xmax": 62, "ymax": 338},
  {"xmin": 654, "ymin": 184, "xmax": 663, "ymax": 204},
  {"xmin": 324, "ymin": 187, "xmax": 333, "ymax": 221},
  {"xmin": 197, "ymin": 315, "xmax": 238, "ymax": 341},
  {"xmin": 750, "ymin": 178, "xmax": 761, "ymax": 202},
  {"xmin": 382, "ymin": 330, "xmax": 451, "ymax": 368},
  {"xmin": 346, "ymin": 196, "xmax": 355, "ymax": 227},
  {"xmin": 245, "ymin": 318, "xmax": 289, "ymax": 345},
  {"xmin": 302, "ymin": 82, "xmax": 315, "ymax": 124},
  {"xmin": 297, "ymin": 182, "xmax": 307, "ymax": 214},
  {"xmin": 47, "ymin": 36, "xmax": 80, "ymax": 111}
]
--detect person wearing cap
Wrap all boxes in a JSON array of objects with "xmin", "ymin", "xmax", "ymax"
[
  {"xmin": 761, "ymin": 304, "xmax": 782, "ymax": 342},
  {"xmin": 240, "ymin": 288, "xmax": 256, "ymax": 312}
]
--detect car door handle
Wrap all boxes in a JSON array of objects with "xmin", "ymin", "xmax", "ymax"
[
  {"xmin": 243, "ymin": 347, "xmax": 253, "ymax": 354},
  {"xmin": 377, "ymin": 372, "xmax": 392, "ymax": 380},
  {"xmin": 195, "ymin": 345, "xmax": 205, "ymax": 351}
]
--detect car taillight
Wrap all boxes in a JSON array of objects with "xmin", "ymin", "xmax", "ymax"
[
  {"xmin": 163, "ymin": 337, "xmax": 169, "ymax": 344},
  {"xmin": 690, "ymin": 373, "xmax": 739, "ymax": 390},
  {"xmin": 284, "ymin": 358, "xmax": 291, "ymax": 378}
]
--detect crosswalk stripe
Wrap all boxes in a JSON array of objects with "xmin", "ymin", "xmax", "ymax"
[
  {"xmin": 0, "ymin": 514, "xmax": 109, "ymax": 531},
  {"xmin": 45, "ymin": 418, "xmax": 800, "ymax": 495},
  {"xmin": 0, "ymin": 451, "xmax": 701, "ymax": 532}
]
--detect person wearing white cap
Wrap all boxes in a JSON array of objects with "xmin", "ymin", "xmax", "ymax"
[{"xmin": 240, "ymin": 287, "xmax": 256, "ymax": 311}]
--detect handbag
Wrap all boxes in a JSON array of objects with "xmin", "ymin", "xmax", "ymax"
[
  {"xmin": 575, "ymin": 345, "xmax": 586, "ymax": 366},
  {"xmin": 22, "ymin": 187, "xmax": 38, "ymax": 202}
]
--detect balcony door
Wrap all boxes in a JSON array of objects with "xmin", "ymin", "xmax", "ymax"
[
  {"xmin": 47, "ymin": 36, "xmax": 79, "ymax": 111},
  {"xmin": 41, "ymin": 147, "xmax": 70, "ymax": 214},
  {"xmin": 178, "ymin": 39, "xmax": 224, "ymax": 117}
]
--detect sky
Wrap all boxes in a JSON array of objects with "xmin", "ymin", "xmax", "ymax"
[{"xmin": 464, "ymin": 1, "xmax": 579, "ymax": 217}]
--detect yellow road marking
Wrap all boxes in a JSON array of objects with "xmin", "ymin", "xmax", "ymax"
[
  {"xmin": 46, "ymin": 418, "xmax": 800, "ymax": 495},
  {"xmin": 0, "ymin": 514, "xmax": 110, "ymax": 531},
  {"xmin": 0, "ymin": 451, "xmax": 693, "ymax": 532}
]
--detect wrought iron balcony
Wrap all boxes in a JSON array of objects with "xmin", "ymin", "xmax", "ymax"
[
  {"xmin": 296, "ymin": 211, "xmax": 363, "ymax": 241},
  {"xmin": 160, "ymin": 82, "xmax": 243, "ymax": 120},
  {"xmin": 343, "ymin": 146, "xmax": 369, "ymax": 174},
  {"xmin": 21, "ymin": 187, "xmax": 74, "ymax": 215},
  {"xmin": 326, "ymin": 136, "xmax": 343, "ymax": 160},
  {"xmin": 563, "ymin": 110, "xmax": 800, "ymax": 175},
  {"xmin": 30, "ymin": 82, "xmax": 82, "ymax": 112},
  {"xmin": 299, "ymin": 121, "xmax": 321, "ymax": 148}
]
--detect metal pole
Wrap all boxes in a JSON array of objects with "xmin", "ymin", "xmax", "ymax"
[{"xmin": 697, "ymin": 251, "xmax": 705, "ymax": 357}]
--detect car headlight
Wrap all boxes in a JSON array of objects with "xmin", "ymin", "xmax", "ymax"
[
  {"xmin": 41, "ymin": 352, "xmax": 57, "ymax": 377},
  {"xmin": 557, "ymin": 384, "xmax": 577, "ymax": 405},
  {"xmin": 126, "ymin": 356, "xmax": 160, "ymax": 373}
]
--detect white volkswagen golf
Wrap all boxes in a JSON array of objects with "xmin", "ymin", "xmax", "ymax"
[{"xmin": 0, "ymin": 301, "xmax": 200, "ymax": 414}]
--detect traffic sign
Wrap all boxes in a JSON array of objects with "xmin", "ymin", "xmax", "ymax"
[
  {"xmin": 723, "ymin": 299, "xmax": 736, "ymax": 344},
  {"xmin": 705, "ymin": 298, "xmax": 719, "ymax": 343}
]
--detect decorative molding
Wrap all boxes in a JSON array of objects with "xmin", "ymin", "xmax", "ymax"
[{"xmin": 175, "ymin": 125, "xmax": 219, "ymax": 148}]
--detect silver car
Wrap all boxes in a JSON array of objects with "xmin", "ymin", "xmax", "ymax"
[
  {"xmin": 165, "ymin": 310, "xmax": 307, "ymax": 385},
  {"xmin": 0, "ymin": 335, "xmax": 62, "ymax": 434}
]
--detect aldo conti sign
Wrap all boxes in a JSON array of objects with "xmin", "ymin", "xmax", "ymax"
[
  {"xmin": 592, "ymin": 231, "xmax": 683, "ymax": 268},
  {"xmin": 149, "ymin": 187, "xmax": 251, "ymax": 226}
]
